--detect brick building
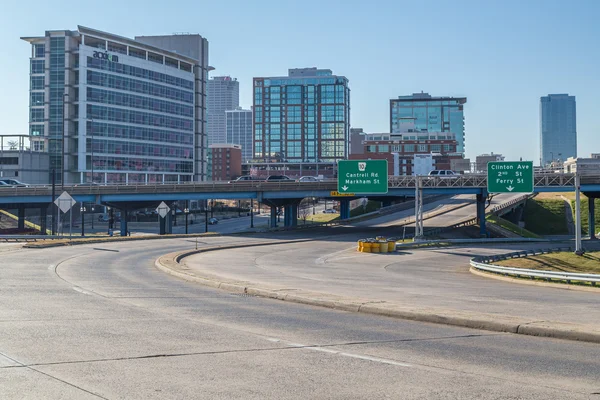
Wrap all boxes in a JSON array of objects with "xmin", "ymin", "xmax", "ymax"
[
  {"xmin": 208, "ymin": 144, "xmax": 242, "ymax": 181},
  {"xmin": 349, "ymin": 132, "xmax": 464, "ymax": 175}
]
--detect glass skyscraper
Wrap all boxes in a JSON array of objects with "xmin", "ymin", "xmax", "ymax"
[
  {"xmin": 22, "ymin": 26, "xmax": 209, "ymax": 184},
  {"xmin": 253, "ymin": 68, "xmax": 350, "ymax": 168},
  {"xmin": 390, "ymin": 93, "xmax": 467, "ymax": 153},
  {"xmin": 207, "ymin": 76, "xmax": 239, "ymax": 145},
  {"xmin": 225, "ymin": 108, "xmax": 252, "ymax": 162},
  {"xmin": 540, "ymin": 94, "xmax": 576, "ymax": 167}
]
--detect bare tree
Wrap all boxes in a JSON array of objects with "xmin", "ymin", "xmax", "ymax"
[
  {"xmin": 299, "ymin": 208, "xmax": 309, "ymax": 225},
  {"xmin": 7, "ymin": 140, "xmax": 18, "ymax": 151}
]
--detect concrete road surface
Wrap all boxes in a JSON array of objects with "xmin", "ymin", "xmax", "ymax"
[{"xmin": 1, "ymin": 237, "xmax": 599, "ymax": 398}]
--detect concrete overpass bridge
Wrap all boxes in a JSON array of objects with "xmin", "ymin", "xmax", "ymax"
[{"xmin": 0, "ymin": 173, "xmax": 597, "ymax": 236}]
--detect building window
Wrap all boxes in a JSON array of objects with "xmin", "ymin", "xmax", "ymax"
[
  {"xmin": 30, "ymin": 125, "xmax": 44, "ymax": 136},
  {"xmin": 367, "ymin": 145, "xmax": 377, "ymax": 153},
  {"xmin": 30, "ymin": 92, "xmax": 44, "ymax": 106},
  {"xmin": 31, "ymin": 76, "xmax": 45, "ymax": 90},
  {"xmin": 404, "ymin": 144, "xmax": 415, "ymax": 152},
  {"xmin": 379, "ymin": 145, "xmax": 389, "ymax": 153},
  {"xmin": 34, "ymin": 44, "xmax": 45, "ymax": 58},
  {"xmin": 30, "ymin": 109, "xmax": 44, "ymax": 122},
  {"xmin": 31, "ymin": 60, "xmax": 45, "ymax": 74},
  {"xmin": 417, "ymin": 144, "xmax": 427, "ymax": 152},
  {"xmin": 431, "ymin": 144, "xmax": 441, "ymax": 152}
]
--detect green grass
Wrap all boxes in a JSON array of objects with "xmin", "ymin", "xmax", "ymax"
[
  {"xmin": 523, "ymin": 199, "xmax": 568, "ymax": 235},
  {"xmin": 569, "ymin": 198, "xmax": 600, "ymax": 235},
  {"xmin": 496, "ymin": 251, "xmax": 600, "ymax": 274},
  {"xmin": 305, "ymin": 213, "xmax": 340, "ymax": 223},
  {"xmin": 350, "ymin": 200, "xmax": 381, "ymax": 218},
  {"xmin": 486, "ymin": 214, "xmax": 541, "ymax": 238}
]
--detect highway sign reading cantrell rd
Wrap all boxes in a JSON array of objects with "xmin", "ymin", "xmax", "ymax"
[
  {"xmin": 487, "ymin": 161, "xmax": 534, "ymax": 193},
  {"xmin": 338, "ymin": 160, "xmax": 388, "ymax": 194}
]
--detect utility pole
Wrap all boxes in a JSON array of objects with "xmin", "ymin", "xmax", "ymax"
[{"xmin": 575, "ymin": 172, "xmax": 584, "ymax": 255}]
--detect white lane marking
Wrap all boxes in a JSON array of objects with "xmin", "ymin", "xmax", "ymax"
[
  {"xmin": 315, "ymin": 247, "xmax": 356, "ymax": 265},
  {"xmin": 266, "ymin": 338, "xmax": 411, "ymax": 368},
  {"xmin": 72, "ymin": 286, "xmax": 91, "ymax": 295}
]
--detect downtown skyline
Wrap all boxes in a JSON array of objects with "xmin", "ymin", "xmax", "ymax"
[{"xmin": 1, "ymin": 0, "xmax": 598, "ymax": 164}]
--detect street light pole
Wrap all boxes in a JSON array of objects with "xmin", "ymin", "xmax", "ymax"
[
  {"xmin": 205, "ymin": 201, "xmax": 209, "ymax": 233},
  {"xmin": 250, "ymin": 198, "xmax": 254, "ymax": 228},
  {"xmin": 62, "ymin": 92, "xmax": 68, "ymax": 189},
  {"xmin": 184, "ymin": 200, "xmax": 189, "ymax": 235},
  {"xmin": 80, "ymin": 205, "xmax": 85, "ymax": 236}
]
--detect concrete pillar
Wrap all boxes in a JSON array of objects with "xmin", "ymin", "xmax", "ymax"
[
  {"xmin": 120, "ymin": 210, "xmax": 128, "ymax": 237},
  {"xmin": 17, "ymin": 206, "xmax": 25, "ymax": 230},
  {"xmin": 340, "ymin": 199, "xmax": 351, "ymax": 220},
  {"xmin": 270, "ymin": 206, "xmax": 277, "ymax": 228},
  {"xmin": 589, "ymin": 199, "xmax": 596, "ymax": 239},
  {"xmin": 476, "ymin": 193, "xmax": 487, "ymax": 237},
  {"xmin": 40, "ymin": 207, "xmax": 47, "ymax": 235}
]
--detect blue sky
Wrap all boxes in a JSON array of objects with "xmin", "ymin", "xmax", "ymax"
[{"xmin": 1, "ymin": 0, "xmax": 598, "ymax": 163}]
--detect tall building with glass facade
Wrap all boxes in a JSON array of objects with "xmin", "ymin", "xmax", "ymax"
[
  {"xmin": 22, "ymin": 26, "xmax": 209, "ymax": 184},
  {"xmin": 540, "ymin": 94, "xmax": 576, "ymax": 166},
  {"xmin": 207, "ymin": 76, "xmax": 239, "ymax": 145},
  {"xmin": 390, "ymin": 93, "xmax": 467, "ymax": 153},
  {"xmin": 252, "ymin": 68, "xmax": 350, "ymax": 178},
  {"xmin": 225, "ymin": 108, "xmax": 252, "ymax": 162}
]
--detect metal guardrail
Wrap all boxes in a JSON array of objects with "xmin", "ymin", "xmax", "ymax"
[{"xmin": 470, "ymin": 247, "xmax": 600, "ymax": 285}]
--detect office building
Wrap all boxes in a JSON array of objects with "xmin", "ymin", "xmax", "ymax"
[
  {"xmin": 208, "ymin": 144, "xmax": 242, "ymax": 181},
  {"xmin": 475, "ymin": 153, "xmax": 505, "ymax": 173},
  {"xmin": 0, "ymin": 135, "xmax": 49, "ymax": 184},
  {"xmin": 252, "ymin": 68, "xmax": 350, "ymax": 178},
  {"xmin": 349, "ymin": 132, "xmax": 461, "ymax": 175},
  {"xmin": 540, "ymin": 94, "xmax": 577, "ymax": 167},
  {"xmin": 22, "ymin": 26, "xmax": 209, "ymax": 184},
  {"xmin": 225, "ymin": 108, "xmax": 252, "ymax": 162},
  {"xmin": 349, "ymin": 128, "xmax": 365, "ymax": 156},
  {"xmin": 207, "ymin": 76, "xmax": 239, "ymax": 145},
  {"xmin": 390, "ymin": 93, "xmax": 467, "ymax": 153}
]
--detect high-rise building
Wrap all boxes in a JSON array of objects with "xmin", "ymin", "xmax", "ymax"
[
  {"xmin": 252, "ymin": 68, "xmax": 350, "ymax": 178},
  {"xmin": 22, "ymin": 26, "xmax": 209, "ymax": 184},
  {"xmin": 225, "ymin": 108, "xmax": 252, "ymax": 162},
  {"xmin": 540, "ymin": 94, "xmax": 576, "ymax": 167},
  {"xmin": 208, "ymin": 144, "xmax": 242, "ymax": 181},
  {"xmin": 390, "ymin": 93, "xmax": 467, "ymax": 153},
  {"xmin": 207, "ymin": 76, "xmax": 239, "ymax": 145}
]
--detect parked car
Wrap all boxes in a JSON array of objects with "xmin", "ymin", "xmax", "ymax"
[
  {"xmin": 265, "ymin": 175, "xmax": 292, "ymax": 182},
  {"xmin": 0, "ymin": 179, "xmax": 27, "ymax": 187},
  {"xmin": 323, "ymin": 209, "xmax": 337, "ymax": 214},
  {"xmin": 208, "ymin": 217, "xmax": 219, "ymax": 225},
  {"xmin": 75, "ymin": 182, "xmax": 102, "ymax": 187},
  {"xmin": 297, "ymin": 176, "xmax": 319, "ymax": 182},
  {"xmin": 428, "ymin": 170, "xmax": 458, "ymax": 178}
]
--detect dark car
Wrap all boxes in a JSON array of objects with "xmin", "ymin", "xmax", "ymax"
[{"xmin": 265, "ymin": 175, "xmax": 292, "ymax": 182}]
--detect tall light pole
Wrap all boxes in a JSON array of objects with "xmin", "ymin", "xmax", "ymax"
[
  {"xmin": 87, "ymin": 118, "xmax": 94, "ymax": 183},
  {"xmin": 61, "ymin": 92, "xmax": 68, "ymax": 188}
]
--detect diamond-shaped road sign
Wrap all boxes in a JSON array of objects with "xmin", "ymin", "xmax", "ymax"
[
  {"xmin": 54, "ymin": 191, "xmax": 76, "ymax": 213},
  {"xmin": 156, "ymin": 202, "xmax": 170, "ymax": 218}
]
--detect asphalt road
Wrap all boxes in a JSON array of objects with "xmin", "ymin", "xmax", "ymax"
[{"xmin": 1, "ymin": 236, "xmax": 600, "ymax": 399}]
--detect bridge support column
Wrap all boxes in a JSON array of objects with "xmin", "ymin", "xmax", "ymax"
[
  {"xmin": 589, "ymin": 199, "xmax": 596, "ymax": 239},
  {"xmin": 40, "ymin": 207, "xmax": 47, "ymax": 235},
  {"xmin": 120, "ymin": 210, "xmax": 128, "ymax": 237},
  {"xmin": 339, "ymin": 199, "xmax": 351, "ymax": 220},
  {"xmin": 476, "ymin": 193, "xmax": 487, "ymax": 237},
  {"xmin": 283, "ymin": 203, "xmax": 298, "ymax": 227},
  {"xmin": 270, "ymin": 206, "xmax": 278, "ymax": 228},
  {"xmin": 17, "ymin": 205, "xmax": 25, "ymax": 230}
]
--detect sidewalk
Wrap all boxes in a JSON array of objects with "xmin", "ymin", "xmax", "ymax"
[{"xmin": 156, "ymin": 238, "xmax": 600, "ymax": 344}]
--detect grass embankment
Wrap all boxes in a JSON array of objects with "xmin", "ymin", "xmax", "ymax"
[
  {"xmin": 523, "ymin": 198, "xmax": 568, "ymax": 235},
  {"xmin": 486, "ymin": 214, "xmax": 540, "ymax": 238},
  {"xmin": 304, "ymin": 200, "xmax": 382, "ymax": 224},
  {"xmin": 496, "ymin": 251, "xmax": 600, "ymax": 274},
  {"xmin": 570, "ymin": 198, "xmax": 600, "ymax": 235},
  {"xmin": 305, "ymin": 213, "xmax": 339, "ymax": 223}
]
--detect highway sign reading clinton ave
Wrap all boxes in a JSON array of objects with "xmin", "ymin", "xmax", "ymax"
[
  {"xmin": 338, "ymin": 160, "xmax": 388, "ymax": 194},
  {"xmin": 487, "ymin": 161, "xmax": 534, "ymax": 193}
]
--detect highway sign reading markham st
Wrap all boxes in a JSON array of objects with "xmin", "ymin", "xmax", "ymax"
[
  {"xmin": 338, "ymin": 160, "xmax": 388, "ymax": 194},
  {"xmin": 487, "ymin": 161, "xmax": 534, "ymax": 193}
]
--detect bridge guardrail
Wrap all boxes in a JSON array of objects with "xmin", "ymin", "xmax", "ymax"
[{"xmin": 470, "ymin": 247, "xmax": 600, "ymax": 285}]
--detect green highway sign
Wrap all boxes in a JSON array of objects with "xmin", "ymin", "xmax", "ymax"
[
  {"xmin": 487, "ymin": 161, "xmax": 534, "ymax": 193},
  {"xmin": 338, "ymin": 160, "xmax": 388, "ymax": 194}
]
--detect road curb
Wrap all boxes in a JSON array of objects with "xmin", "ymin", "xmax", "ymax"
[{"xmin": 155, "ymin": 245, "xmax": 600, "ymax": 344}]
